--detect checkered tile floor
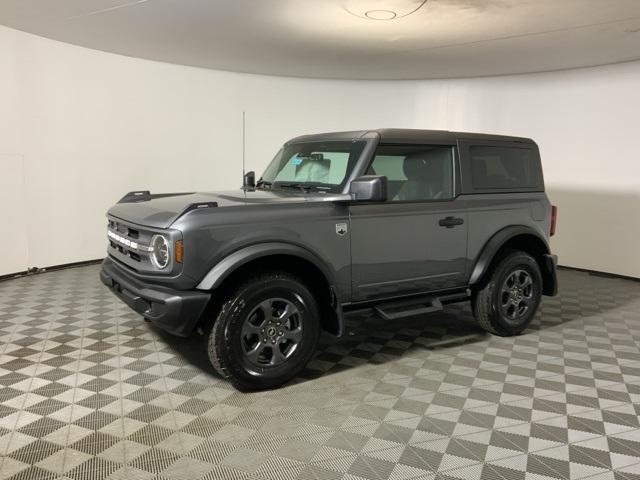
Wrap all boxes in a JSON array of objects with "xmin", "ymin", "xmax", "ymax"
[{"xmin": 0, "ymin": 265, "xmax": 639, "ymax": 480}]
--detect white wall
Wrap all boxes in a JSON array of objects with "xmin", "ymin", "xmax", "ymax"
[
  {"xmin": 0, "ymin": 25, "xmax": 417, "ymax": 276},
  {"xmin": 1, "ymin": 25, "xmax": 639, "ymax": 278},
  {"xmin": 440, "ymin": 68, "xmax": 640, "ymax": 279}
]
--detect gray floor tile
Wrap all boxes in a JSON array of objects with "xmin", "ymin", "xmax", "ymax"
[{"xmin": 0, "ymin": 267, "xmax": 639, "ymax": 479}]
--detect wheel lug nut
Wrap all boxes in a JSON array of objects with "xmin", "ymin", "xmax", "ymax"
[
  {"xmin": 276, "ymin": 322, "xmax": 281, "ymax": 326},
  {"xmin": 278, "ymin": 331, "xmax": 283, "ymax": 335},
  {"xmin": 271, "ymin": 339, "xmax": 276, "ymax": 344}
]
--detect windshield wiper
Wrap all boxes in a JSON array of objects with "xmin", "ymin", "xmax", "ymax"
[
  {"xmin": 276, "ymin": 183, "xmax": 315, "ymax": 192},
  {"xmin": 255, "ymin": 179, "xmax": 273, "ymax": 189}
]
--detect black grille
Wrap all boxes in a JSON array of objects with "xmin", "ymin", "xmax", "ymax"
[{"xmin": 107, "ymin": 219, "xmax": 154, "ymax": 270}]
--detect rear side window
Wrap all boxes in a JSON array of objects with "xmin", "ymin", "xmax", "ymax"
[{"xmin": 468, "ymin": 145, "xmax": 542, "ymax": 191}]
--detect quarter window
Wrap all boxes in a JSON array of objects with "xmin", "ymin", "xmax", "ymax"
[
  {"xmin": 469, "ymin": 146, "xmax": 538, "ymax": 190},
  {"xmin": 366, "ymin": 145, "xmax": 454, "ymax": 201}
]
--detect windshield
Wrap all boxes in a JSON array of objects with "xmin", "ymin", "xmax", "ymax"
[{"xmin": 258, "ymin": 141, "xmax": 366, "ymax": 192}]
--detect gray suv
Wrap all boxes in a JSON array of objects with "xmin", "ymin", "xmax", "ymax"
[{"xmin": 100, "ymin": 129, "xmax": 558, "ymax": 389}]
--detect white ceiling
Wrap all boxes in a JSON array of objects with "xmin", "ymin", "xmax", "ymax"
[{"xmin": 2, "ymin": 0, "xmax": 640, "ymax": 80}]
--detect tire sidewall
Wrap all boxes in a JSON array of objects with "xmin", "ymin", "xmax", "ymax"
[
  {"xmin": 489, "ymin": 253, "xmax": 542, "ymax": 334},
  {"xmin": 213, "ymin": 276, "xmax": 320, "ymax": 388}
]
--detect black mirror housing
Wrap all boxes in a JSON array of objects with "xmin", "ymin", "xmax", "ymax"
[
  {"xmin": 349, "ymin": 175, "xmax": 387, "ymax": 202},
  {"xmin": 243, "ymin": 171, "xmax": 256, "ymax": 188}
]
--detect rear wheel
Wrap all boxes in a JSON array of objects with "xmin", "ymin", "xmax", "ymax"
[
  {"xmin": 472, "ymin": 250, "xmax": 542, "ymax": 336},
  {"xmin": 207, "ymin": 271, "xmax": 320, "ymax": 390}
]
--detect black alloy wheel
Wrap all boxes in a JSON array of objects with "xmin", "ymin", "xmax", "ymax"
[
  {"xmin": 206, "ymin": 271, "xmax": 320, "ymax": 390},
  {"xmin": 240, "ymin": 298, "xmax": 303, "ymax": 367},
  {"xmin": 472, "ymin": 250, "xmax": 543, "ymax": 337},
  {"xmin": 499, "ymin": 269, "xmax": 535, "ymax": 321}
]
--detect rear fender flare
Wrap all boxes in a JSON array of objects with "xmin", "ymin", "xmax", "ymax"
[{"xmin": 469, "ymin": 225, "xmax": 550, "ymax": 286}]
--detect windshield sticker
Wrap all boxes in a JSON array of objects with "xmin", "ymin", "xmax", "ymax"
[{"xmin": 292, "ymin": 157, "xmax": 303, "ymax": 166}]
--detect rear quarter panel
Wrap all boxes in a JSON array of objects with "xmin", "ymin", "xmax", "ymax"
[
  {"xmin": 462, "ymin": 192, "xmax": 552, "ymax": 280},
  {"xmin": 456, "ymin": 136, "xmax": 551, "ymax": 280}
]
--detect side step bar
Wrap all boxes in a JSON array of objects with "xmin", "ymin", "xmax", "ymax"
[{"xmin": 373, "ymin": 290, "xmax": 470, "ymax": 321}]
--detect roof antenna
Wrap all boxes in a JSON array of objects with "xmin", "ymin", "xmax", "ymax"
[
  {"xmin": 241, "ymin": 111, "xmax": 255, "ymax": 188},
  {"xmin": 242, "ymin": 110, "xmax": 246, "ymax": 180}
]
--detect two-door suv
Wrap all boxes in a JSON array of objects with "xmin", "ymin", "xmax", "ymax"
[{"xmin": 101, "ymin": 129, "xmax": 558, "ymax": 389}]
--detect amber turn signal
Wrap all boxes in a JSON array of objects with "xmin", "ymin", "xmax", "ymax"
[{"xmin": 175, "ymin": 240, "xmax": 183, "ymax": 263}]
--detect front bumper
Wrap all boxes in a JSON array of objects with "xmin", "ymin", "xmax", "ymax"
[{"xmin": 99, "ymin": 257, "xmax": 210, "ymax": 337}]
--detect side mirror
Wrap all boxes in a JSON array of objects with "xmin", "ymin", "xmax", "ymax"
[
  {"xmin": 349, "ymin": 175, "xmax": 387, "ymax": 202},
  {"xmin": 243, "ymin": 171, "xmax": 256, "ymax": 188}
]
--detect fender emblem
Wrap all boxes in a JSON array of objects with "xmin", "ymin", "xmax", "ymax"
[{"xmin": 335, "ymin": 223, "xmax": 348, "ymax": 236}]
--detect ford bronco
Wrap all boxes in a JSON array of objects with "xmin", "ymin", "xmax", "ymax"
[{"xmin": 100, "ymin": 129, "xmax": 558, "ymax": 389}]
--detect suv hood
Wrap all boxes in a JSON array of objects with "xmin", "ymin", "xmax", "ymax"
[{"xmin": 107, "ymin": 188, "xmax": 342, "ymax": 229}]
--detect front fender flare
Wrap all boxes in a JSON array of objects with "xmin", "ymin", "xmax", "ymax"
[
  {"xmin": 196, "ymin": 242, "xmax": 338, "ymax": 291},
  {"xmin": 195, "ymin": 242, "xmax": 346, "ymax": 336}
]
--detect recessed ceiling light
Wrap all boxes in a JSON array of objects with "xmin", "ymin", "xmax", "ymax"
[{"xmin": 364, "ymin": 10, "xmax": 397, "ymax": 20}]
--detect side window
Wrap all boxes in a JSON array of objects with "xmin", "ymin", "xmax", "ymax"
[
  {"xmin": 366, "ymin": 145, "xmax": 454, "ymax": 201},
  {"xmin": 470, "ymin": 146, "xmax": 538, "ymax": 190}
]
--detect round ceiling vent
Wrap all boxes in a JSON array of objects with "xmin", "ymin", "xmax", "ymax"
[
  {"xmin": 345, "ymin": 0, "xmax": 428, "ymax": 20},
  {"xmin": 364, "ymin": 10, "xmax": 398, "ymax": 20}
]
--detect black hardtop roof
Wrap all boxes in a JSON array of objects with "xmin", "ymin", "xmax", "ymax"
[{"xmin": 287, "ymin": 128, "xmax": 534, "ymax": 145}]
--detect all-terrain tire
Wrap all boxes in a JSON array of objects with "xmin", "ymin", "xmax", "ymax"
[
  {"xmin": 207, "ymin": 271, "xmax": 320, "ymax": 390},
  {"xmin": 472, "ymin": 250, "xmax": 542, "ymax": 337}
]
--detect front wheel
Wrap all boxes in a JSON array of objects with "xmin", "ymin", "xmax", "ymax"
[
  {"xmin": 207, "ymin": 271, "xmax": 320, "ymax": 390},
  {"xmin": 472, "ymin": 250, "xmax": 542, "ymax": 337}
]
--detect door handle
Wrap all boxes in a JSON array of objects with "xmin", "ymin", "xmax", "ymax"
[{"xmin": 439, "ymin": 216, "xmax": 464, "ymax": 228}]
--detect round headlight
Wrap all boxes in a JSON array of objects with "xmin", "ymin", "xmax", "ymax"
[{"xmin": 150, "ymin": 235, "xmax": 170, "ymax": 269}]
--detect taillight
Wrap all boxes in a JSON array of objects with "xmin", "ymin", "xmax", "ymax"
[{"xmin": 550, "ymin": 205, "xmax": 557, "ymax": 237}]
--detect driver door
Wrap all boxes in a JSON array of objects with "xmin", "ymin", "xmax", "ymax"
[{"xmin": 349, "ymin": 144, "xmax": 468, "ymax": 302}]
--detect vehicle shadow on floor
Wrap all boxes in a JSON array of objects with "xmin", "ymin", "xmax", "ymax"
[
  {"xmin": 153, "ymin": 268, "xmax": 640, "ymax": 385},
  {"xmin": 152, "ymin": 293, "xmax": 588, "ymax": 386},
  {"xmin": 152, "ymin": 304, "xmax": 486, "ymax": 382},
  {"xmin": 300, "ymin": 306, "xmax": 506, "ymax": 384}
]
